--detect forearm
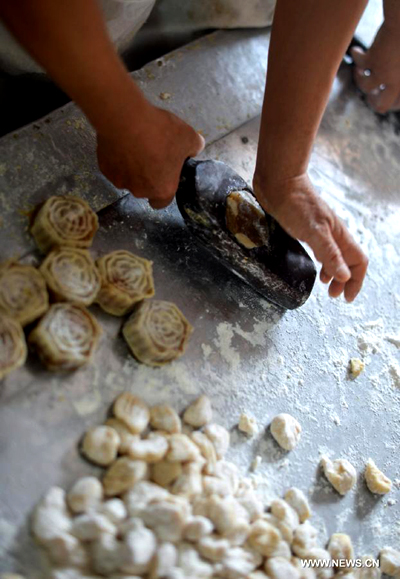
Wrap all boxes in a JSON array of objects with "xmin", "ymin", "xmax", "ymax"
[
  {"xmin": 255, "ymin": 0, "xmax": 368, "ymax": 204},
  {"xmin": 0, "ymin": 0, "xmax": 146, "ymax": 134}
]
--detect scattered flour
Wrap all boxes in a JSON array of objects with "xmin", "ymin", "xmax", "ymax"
[
  {"xmin": 201, "ymin": 344, "xmax": 212, "ymax": 360},
  {"xmin": 213, "ymin": 322, "xmax": 240, "ymax": 370}
]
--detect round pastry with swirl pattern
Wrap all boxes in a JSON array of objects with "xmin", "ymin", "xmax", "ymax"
[
  {"xmin": 0, "ymin": 262, "xmax": 48, "ymax": 326},
  {"xmin": 40, "ymin": 248, "xmax": 100, "ymax": 306},
  {"xmin": 31, "ymin": 195, "xmax": 98, "ymax": 253},
  {"xmin": 96, "ymin": 250, "xmax": 154, "ymax": 316},
  {"xmin": 29, "ymin": 303, "xmax": 101, "ymax": 371},
  {"xmin": 0, "ymin": 314, "xmax": 27, "ymax": 379},
  {"xmin": 123, "ymin": 300, "xmax": 192, "ymax": 366}
]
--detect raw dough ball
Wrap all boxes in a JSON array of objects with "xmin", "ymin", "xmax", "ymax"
[
  {"xmin": 82, "ymin": 426, "xmax": 120, "ymax": 466},
  {"xmin": 247, "ymin": 520, "xmax": 281, "ymax": 557},
  {"xmin": 349, "ymin": 358, "xmax": 365, "ymax": 378},
  {"xmin": 270, "ymin": 413, "xmax": 301, "ymax": 450},
  {"xmin": 104, "ymin": 417, "xmax": 136, "ymax": 454},
  {"xmin": 226, "ymin": 190, "xmax": 269, "ymax": 249},
  {"xmin": 328, "ymin": 533, "xmax": 354, "ymax": 572},
  {"xmin": 204, "ymin": 423, "xmax": 230, "ymax": 459},
  {"xmin": 183, "ymin": 516, "xmax": 214, "ymax": 542},
  {"xmin": 103, "ymin": 457, "xmax": 149, "ymax": 496},
  {"xmin": 284, "ymin": 488, "xmax": 311, "ymax": 523},
  {"xmin": 40, "ymin": 248, "xmax": 100, "ymax": 306},
  {"xmin": 128, "ymin": 434, "xmax": 169, "ymax": 463},
  {"xmin": 365, "ymin": 459, "xmax": 392, "ymax": 495},
  {"xmin": 320, "ymin": 456, "xmax": 357, "ymax": 495},
  {"xmin": 292, "ymin": 522, "xmax": 319, "ymax": 558},
  {"xmin": 0, "ymin": 262, "xmax": 48, "ymax": 326},
  {"xmin": 0, "ymin": 314, "xmax": 27, "ymax": 379},
  {"xmin": 96, "ymin": 250, "xmax": 154, "ymax": 316},
  {"xmin": 183, "ymin": 395, "xmax": 212, "ymax": 427},
  {"xmin": 264, "ymin": 557, "xmax": 301, "ymax": 579},
  {"xmin": 29, "ymin": 303, "xmax": 101, "ymax": 371},
  {"xmin": 123, "ymin": 300, "xmax": 193, "ymax": 366},
  {"xmin": 31, "ymin": 195, "xmax": 98, "ymax": 253},
  {"xmin": 238, "ymin": 412, "xmax": 259, "ymax": 436},
  {"xmin": 150, "ymin": 404, "xmax": 182, "ymax": 434},
  {"xmin": 379, "ymin": 546, "xmax": 400, "ymax": 577},
  {"xmin": 166, "ymin": 434, "xmax": 201, "ymax": 462},
  {"xmin": 353, "ymin": 555, "xmax": 381, "ymax": 578},
  {"xmin": 113, "ymin": 392, "xmax": 150, "ymax": 434},
  {"xmin": 151, "ymin": 460, "xmax": 183, "ymax": 487},
  {"xmin": 67, "ymin": 476, "xmax": 103, "ymax": 513}
]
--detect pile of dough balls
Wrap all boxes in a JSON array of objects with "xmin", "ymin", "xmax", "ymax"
[
  {"xmin": 24, "ymin": 394, "xmax": 400, "ymax": 578},
  {"xmin": 0, "ymin": 195, "xmax": 192, "ymax": 378}
]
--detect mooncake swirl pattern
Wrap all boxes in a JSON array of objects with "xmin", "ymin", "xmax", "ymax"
[
  {"xmin": 123, "ymin": 300, "xmax": 192, "ymax": 366},
  {"xmin": 31, "ymin": 195, "xmax": 98, "ymax": 253},
  {"xmin": 96, "ymin": 250, "xmax": 154, "ymax": 316}
]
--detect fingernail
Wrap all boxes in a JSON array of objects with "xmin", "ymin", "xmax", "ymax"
[{"xmin": 198, "ymin": 134, "xmax": 206, "ymax": 150}]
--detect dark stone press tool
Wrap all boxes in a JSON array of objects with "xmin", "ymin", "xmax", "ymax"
[{"xmin": 176, "ymin": 159, "xmax": 316, "ymax": 310}]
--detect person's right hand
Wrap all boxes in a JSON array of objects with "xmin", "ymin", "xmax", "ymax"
[{"xmin": 97, "ymin": 102, "xmax": 205, "ymax": 209}]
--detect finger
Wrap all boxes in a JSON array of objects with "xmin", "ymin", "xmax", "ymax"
[
  {"xmin": 344, "ymin": 259, "xmax": 368, "ymax": 302},
  {"xmin": 328, "ymin": 279, "xmax": 345, "ymax": 299},
  {"xmin": 331, "ymin": 226, "xmax": 369, "ymax": 301},
  {"xmin": 367, "ymin": 85, "xmax": 398, "ymax": 114},
  {"xmin": 310, "ymin": 226, "xmax": 351, "ymax": 283},
  {"xmin": 320, "ymin": 267, "xmax": 332, "ymax": 284}
]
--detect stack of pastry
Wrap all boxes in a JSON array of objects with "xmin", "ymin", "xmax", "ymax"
[{"xmin": 0, "ymin": 195, "xmax": 193, "ymax": 378}]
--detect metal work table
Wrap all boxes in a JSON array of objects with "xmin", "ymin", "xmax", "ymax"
[{"xmin": 1, "ymin": 17, "xmax": 400, "ymax": 577}]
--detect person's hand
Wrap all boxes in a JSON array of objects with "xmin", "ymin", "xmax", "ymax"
[
  {"xmin": 253, "ymin": 173, "xmax": 368, "ymax": 302},
  {"xmin": 97, "ymin": 102, "xmax": 205, "ymax": 209},
  {"xmin": 351, "ymin": 20, "xmax": 400, "ymax": 113}
]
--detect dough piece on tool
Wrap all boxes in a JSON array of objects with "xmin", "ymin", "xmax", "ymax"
[
  {"xmin": 40, "ymin": 248, "xmax": 100, "ymax": 306},
  {"xmin": 0, "ymin": 314, "xmax": 27, "ymax": 379},
  {"xmin": 0, "ymin": 262, "xmax": 48, "ymax": 326},
  {"xmin": 226, "ymin": 190, "xmax": 269, "ymax": 249},
  {"xmin": 123, "ymin": 300, "xmax": 192, "ymax": 366},
  {"xmin": 365, "ymin": 458, "xmax": 392, "ymax": 495},
  {"xmin": 29, "ymin": 303, "xmax": 101, "ymax": 371},
  {"xmin": 31, "ymin": 195, "xmax": 98, "ymax": 253},
  {"xmin": 320, "ymin": 456, "xmax": 356, "ymax": 495},
  {"xmin": 96, "ymin": 250, "xmax": 154, "ymax": 316}
]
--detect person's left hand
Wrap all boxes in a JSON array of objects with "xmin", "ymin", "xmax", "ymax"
[{"xmin": 253, "ymin": 172, "xmax": 369, "ymax": 302}]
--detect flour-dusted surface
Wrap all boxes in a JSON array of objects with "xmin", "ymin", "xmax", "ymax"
[{"xmin": 0, "ymin": 67, "xmax": 400, "ymax": 579}]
